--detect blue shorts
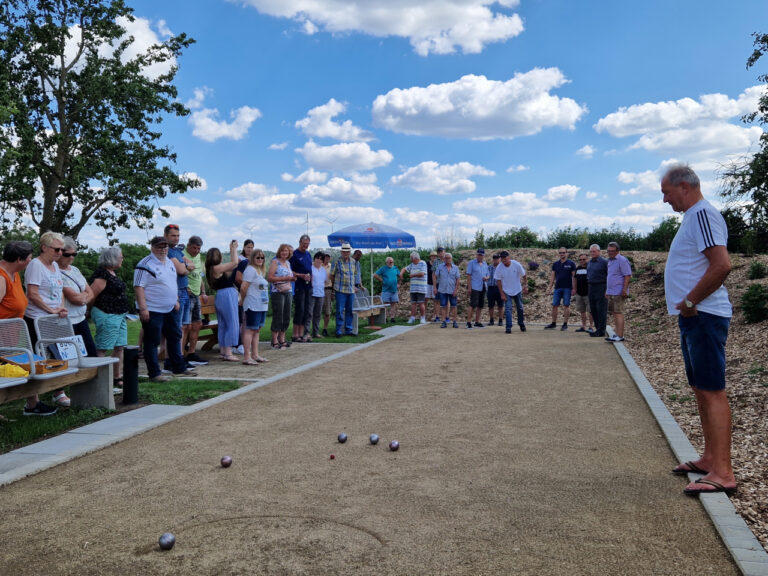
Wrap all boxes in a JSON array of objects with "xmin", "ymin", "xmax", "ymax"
[
  {"xmin": 552, "ymin": 288, "xmax": 572, "ymax": 307},
  {"xmin": 679, "ymin": 311, "xmax": 729, "ymax": 391},
  {"xmin": 487, "ymin": 285, "xmax": 503, "ymax": 308},
  {"xmin": 381, "ymin": 291, "xmax": 399, "ymax": 303},
  {"xmin": 178, "ymin": 289, "xmax": 191, "ymax": 325},
  {"xmin": 245, "ymin": 309, "xmax": 267, "ymax": 331},
  {"xmin": 439, "ymin": 292, "xmax": 457, "ymax": 307}
]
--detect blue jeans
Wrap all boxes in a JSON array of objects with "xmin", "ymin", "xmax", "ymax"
[
  {"xmin": 504, "ymin": 292, "xmax": 525, "ymax": 329},
  {"xmin": 335, "ymin": 291, "xmax": 355, "ymax": 335},
  {"xmin": 143, "ymin": 309, "xmax": 185, "ymax": 378}
]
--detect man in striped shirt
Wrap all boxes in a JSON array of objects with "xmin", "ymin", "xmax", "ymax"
[
  {"xmin": 662, "ymin": 164, "xmax": 736, "ymax": 496},
  {"xmin": 400, "ymin": 251, "xmax": 427, "ymax": 324}
]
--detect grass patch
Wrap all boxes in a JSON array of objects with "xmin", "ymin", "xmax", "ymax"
[
  {"xmin": 138, "ymin": 379, "xmax": 240, "ymax": 405},
  {"xmin": 0, "ymin": 401, "xmax": 114, "ymax": 454}
]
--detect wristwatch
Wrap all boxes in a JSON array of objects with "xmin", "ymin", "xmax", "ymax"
[{"xmin": 684, "ymin": 298, "xmax": 695, "ymax": 309}]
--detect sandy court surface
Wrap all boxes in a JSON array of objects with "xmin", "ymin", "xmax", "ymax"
[{"xmin": 0, "ymin": 325, "xmax": 738, "ymax": 575}]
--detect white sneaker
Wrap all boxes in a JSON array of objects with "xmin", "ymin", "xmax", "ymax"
[
  {"xmin": 234, "ymin": 345, "xmax": 244, "ymax": 355},
  {"xmin": 407, "ymin": 317, "xmax": 415, "ymax": 324},
  {"xmin": 52, "ymin": 392, "xmax": 71, "ymax": 407},
  {"xmin": 420, "ymin": 317, "xmax": 427, "ymax": 324}
]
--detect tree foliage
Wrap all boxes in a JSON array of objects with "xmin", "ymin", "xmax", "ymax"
[
  {"xmin": 0, "ymin": 0, "xmax": 197, "ymax": 241},
  {"xmin": 720, "ymin": 32, "xmax": 768, "ymax": 248}
]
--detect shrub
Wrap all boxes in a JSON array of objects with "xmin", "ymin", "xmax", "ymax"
[
  {"xmin": 748, "ymin": 260, "xmax": 766, "ymax": 280},
  {"xmin": 528, "ymin": 261, "xmax": 539, "ymax": 271},
  {"xmin": 741, "ymin": 284, "xmax": 768, "ymax": 323}
]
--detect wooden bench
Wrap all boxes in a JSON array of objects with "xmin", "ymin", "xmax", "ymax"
[
  {"xmin": 0, "ymin": 366, "xmax": 114, "ymax": 410},
  {"xmin": 198, "ymin": 294, "xmax": 219, "ymax": 351},
  {"xmin": 0, "ymin": 317, "xmax": 116, "ymax": 410}
]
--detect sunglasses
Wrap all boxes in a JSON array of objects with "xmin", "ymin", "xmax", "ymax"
[
  {"xmin": 166, "ymin": 224, "xmax": 179, "ymax": 230},
  {"xmin": 254, "ymin": 256, "xmax": 265, "ymax": 259},
  {"xmin": 62, "ymin": 252, "xmax": 77, "ymax": 258},
  {"xmin": 47, "ymin": 246, "xmax": 64, "ymax": 253}
]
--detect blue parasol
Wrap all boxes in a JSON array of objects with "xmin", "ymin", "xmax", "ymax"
[
  {"xmin": 327, "ymin": 222, "xmax": 416, "ymax": 293},
  {"xmin": 327, "ymin": 222, "xmax": 416, "ymax": 249}
]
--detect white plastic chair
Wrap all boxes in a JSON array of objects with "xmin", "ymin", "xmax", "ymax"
[
  {"xmin": 0, "ymin": 317, "xmax": 79, "ymax": 380},
  {"xmin": 33, "ymin": 315, "xmax": 118, "ymax": 369}
]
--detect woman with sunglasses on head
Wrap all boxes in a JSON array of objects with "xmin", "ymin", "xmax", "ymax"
[
  {"xmin": 24, "ymin": 231, "xmax": 71, "ymax": 408},
  {"xmin": 59, "ymin": 236, "xmax": 98, "ymax": 358}
]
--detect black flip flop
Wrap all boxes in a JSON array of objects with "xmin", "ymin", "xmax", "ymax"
[
  {"xmin": 672, "ymin": 461, "xmax": 708, "ymax": 476},
  {"xmin": 683, "ymin": 479, "xmax": 737, "ymax": 496}
]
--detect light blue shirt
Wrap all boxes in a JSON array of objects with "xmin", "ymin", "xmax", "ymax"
[
  {"xmin": 466, "ymin": 259, "xmax": 489, "ymax": 291},
  {"xmin": 435, "ymin": 263, "xmax": 460, "ymax": 294}
]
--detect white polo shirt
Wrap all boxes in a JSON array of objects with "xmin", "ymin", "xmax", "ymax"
[
  {"xmin": 133, "ymin": 253, "xmax": 178, "ymax": 313},
  {"xmin": 665, "ymin": 199, "xmax": 732, "ymax": 317}
]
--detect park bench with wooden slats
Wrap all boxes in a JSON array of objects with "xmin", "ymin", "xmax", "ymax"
[
  {"xmin": 198, "ymin": 294, "xmax": 219, "ymax": 351},
  {"xmin": 0, "ymin": 317, "xmax": 115, "ymax": 410}
]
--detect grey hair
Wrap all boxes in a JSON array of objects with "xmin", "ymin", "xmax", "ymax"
[
  {"xmin": 188, "ymin": 235, "xmax": 203, "ymax": 247},
  {"xmin": 98, "ymin": 246, "xmax": 123, "ymax": 268},
  {"xmin": 61, "ymin": 236, "xmax": 77, "ymax": 252},
  {"xmin": 663, "ymin": 163, "xmax": 700, "ymax": 187},
  {"xmin": 299, "ymin": 234, "xmax": 310, "ymax": 243},
  {"xmin": 589, "ymin": 243, "xmax": 601, "ymax": 251},
  {"xmin": 444, "ymin": 252, "xmax": 453, "ymax": 260},
  {"xmin": 410, "ymin": 251, "xmax": 419, "ymax": 259},
  {"xmin": 607, "ymin": 241, "xmax": 620, "ymax": 251}
]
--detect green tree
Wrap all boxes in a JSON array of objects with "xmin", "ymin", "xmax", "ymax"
[
  {"xmin": 0, "ymin": 0, "xmax": 197, "ymax": 240},
  {"xmin": 643, "ymin": 216, "xmax": 680, "ymax": 251},
  {"xmin": 720, "ymin": 32, "xmax": 768, "ymax": 250}
]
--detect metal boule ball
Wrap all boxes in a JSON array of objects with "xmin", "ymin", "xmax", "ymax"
[
  {"xmin": 369, "ymin": 434, "xmax": 379, "ymax": 445},
  {"xmin": 338, "ymin": 433, "xmax": 348, "ymax": 444},
  {"xmin": 220, "ymin": 456, "xmax": 232, "ymax": 468},
  {"xmin": 389, "ymin": 440, "xmax": 399, "ymax": 451},
  {"xmin": 158, "ymin": 532, "xmax": 176, "ymax": 551}
]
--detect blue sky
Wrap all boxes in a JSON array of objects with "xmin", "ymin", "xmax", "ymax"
[{"xmin": 78, "ymin": 0, "xmax": 768, "ymax": 251}]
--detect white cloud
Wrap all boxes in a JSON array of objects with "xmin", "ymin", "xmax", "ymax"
[
  {"xmin": 269, "ymin": 142, "xmax": 289, "ymax": 150},
  {"xmin": 453, "ymin": 192, "xmax": 547, "ymax": 212},
  {"xmin": 506, "ymin": 164, "xmax": 529, "ymax": 173},
  {"xmin": 390, "ymin": 161, "xmax": 494, "ymax": 195},
  {"xmin": 296, "ymin": 99, "xmax": 374, "ymax": 141},
  {"xmin": 62, "ymin": 16, "xmax": 178, "ymax": 79},
  {"xmin": 544, "ymin": 184, "xmax": 580, "ymax": 202},
  {"xmin": 594, "ymin": 86, "xmax": 762, "ymax": 137},
  {"xmin": 296, "ymin": 140, "xmax": 393, "ymax": 171},
  {"xmin": 617, "ymin": 169, "xmax": 659, "ymax": 197},
  {"xmin": 156, "ymin": 205, "xmax": 219, "ymax": 228},
  {"xmin": 187, "ymin": 87, "xmax": 261, "ymax": 142},
  {"xmin": 180, "ymin": 172, "xmax": 208, "ymax": 191},
  {"xmin": 594, "ymin": 87, "xmax": 764, "ymax": 160},
  {"xmin": 585, "ymin": 191, "xmax": 598, "ymax": 200},
  {"xmin": 282, "ymin": 168, "xmax": 329, "ymax": 184},
  {"xmin": 576, "ymin": 145, "xmax": 595, "ymax": 158},
  {"xmin": 238, "ymin": 0, "xmax": 524, "ymax": 56},
  {"xmin": 224, "ymin": 182, "xmax": 280, "ymax": 199},
  {"xmin": 372, "ymin": 70, "xmax": 586, "ymax": 140},
  {"xmin": 300, "ymin": 174, "xmax": 383, "ymax": 204}
]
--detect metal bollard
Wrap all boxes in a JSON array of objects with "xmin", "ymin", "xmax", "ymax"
[{"xmin": 123, "ymin": 345, "xmax": 140, "ymax": 404}]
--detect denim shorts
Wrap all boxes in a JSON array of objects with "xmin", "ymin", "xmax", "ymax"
[
  {"xmin": 439, "ymin": 292, "xmax": 457, "ymax": 307},
  {"xmin": 381, "ymin": 291, "xmax": 399, "ymax": 303},
  {"xmin": 188, "ymin": 293, "xmax": 201, "ymax": 323},
  {"xmin": 179, "ymin": 290, "xmax": 192, "ymax": 325},
  {"xmin": 245, "ymin": 309, "xmax": 267, "ymax": 330},
  {"xmin": 679, "ymin": 311, "xmax": 730, "ymax": 391},
  {"xmin": 552, "ymin": 288, "xmax": 571, "ymax": 307}
]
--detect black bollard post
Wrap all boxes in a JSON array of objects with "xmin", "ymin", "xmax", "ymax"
[{"xmin": 123, "ymin": 345, "xmax": 140, "ymax": 404}]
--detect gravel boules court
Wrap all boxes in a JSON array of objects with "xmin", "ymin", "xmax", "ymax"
[{"xmin": 0, "ymin": 325, "xmax": 738, "ymax": 575}]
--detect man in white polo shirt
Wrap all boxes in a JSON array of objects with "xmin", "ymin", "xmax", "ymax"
[
  {"xmin": 134, "ymin": 236, "xmax": 196, "ymax": 381},
  {"xmin": 495, "ymin": 250, "xmax": 528, "ymax": 334},
  {"xmin": 662, "ymin": 164, "xmax": 736, "ymax": 496}
]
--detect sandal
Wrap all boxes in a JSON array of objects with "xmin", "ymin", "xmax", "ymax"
[
  {"xmin": 304, "ymin": 335, "xmax": 312, "ymax": 343},
  {"xmin": 220, "ymin": 355, "xmax": 239, "ymax": 362},
  {"xmin": 242, "ymin": 359, "xmax": 259, "ymax": 366},
  {"xmin": 255, "ymin": 356, "xmax": 269, "ymax": 363},
  {"xmin": 113, "ymin": 377, "xmax": 124, "ymax": 395},
  {"xmin": 279, "ymin": 340, "xmax": 290, "ymax": 349}
]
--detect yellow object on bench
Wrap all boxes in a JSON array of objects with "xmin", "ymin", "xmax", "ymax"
[{"xmin": 0, "ymin": 363, "xmax": 29, "ymax": 378}]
